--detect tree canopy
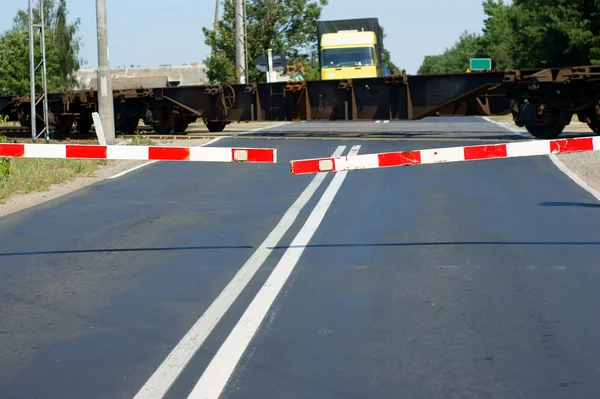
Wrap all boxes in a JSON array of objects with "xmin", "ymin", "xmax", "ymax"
[
  {"xmin": 0, "ymin": 0, "xmax": 82, "ymax": 95},
  {"xmin": 203, "ymin": 0, "xmax": 400, "ymax": 83},
  {"xmin": 418, "ymin": 0, "xmax": 600, "ymax": 74},
  {"xmin": 203, "ymin": 0, "xmax": 329, "ymax": 84}
]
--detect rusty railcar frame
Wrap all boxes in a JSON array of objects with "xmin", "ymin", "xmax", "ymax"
[{"xmin": 1, "ymin": 65, "xmax": 599, "ymax": 139}]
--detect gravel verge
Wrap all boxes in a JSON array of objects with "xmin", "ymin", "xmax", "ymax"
[{"xmin": 554, "ymin": 152, "xmax": 600, "ymax": 196}]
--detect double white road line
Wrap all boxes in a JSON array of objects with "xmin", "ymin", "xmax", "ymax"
[{"xmin": 133, "ymin": 144, "xmax": 361, "ymax": 399}]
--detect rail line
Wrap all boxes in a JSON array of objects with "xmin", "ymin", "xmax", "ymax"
[{"xmin": 0, "ymin": 125, "xmax": 156, "ymax": 141}]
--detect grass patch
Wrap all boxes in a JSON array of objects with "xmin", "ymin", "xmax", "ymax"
[
  {"xmin": 0, "ymin": 146, "xmax": 108, "ymax": 203},
  {"xmin": 126, "ymin": 135, "xmax": 156, "ymax": 146}
]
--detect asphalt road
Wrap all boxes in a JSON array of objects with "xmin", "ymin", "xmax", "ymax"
[{"xmin": 1, "ymin": 117, "xmax": 600, "ymax": 399}]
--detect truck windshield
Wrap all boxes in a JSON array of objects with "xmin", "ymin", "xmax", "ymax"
[{"xmin": 322, "ymin": 47, "xmax": 375, "ymax": 68}]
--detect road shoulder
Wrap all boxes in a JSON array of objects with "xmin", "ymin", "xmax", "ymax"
[{"xmin": 483, "ymin": 115, "xmax": 600, "ymax": 200}]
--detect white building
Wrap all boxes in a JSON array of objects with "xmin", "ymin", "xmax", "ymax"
[{"xmin": 74, "ymin": 64, "xmax": 208, "ymax": 90}]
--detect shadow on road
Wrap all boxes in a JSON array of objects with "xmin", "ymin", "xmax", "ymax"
[
  {"xmin": 539, "ymin": 201, "xmax": 600, "ymax": 208},
  {"xmin": 234, "ymin": 130, "xmax": 528, "ymax": 141},
  {"xmin": 0, "ymin": 245, "xmax": 253, "ymax": 257}
]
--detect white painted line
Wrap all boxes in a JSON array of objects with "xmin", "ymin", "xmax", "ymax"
[
  {"xmin": 109, "ymin": 160, "xmax": 158, "ymax": 179},
  {"xmin": 234, "ymin": 122, "xmax": 291, "ymax": 136},
  {"xmin": 186, "ymin": 145, "xmax": 362, "ymax": 399},
  {"xmin": 109, "ymin": 137, "xmax": 225, "ymax": 179},
  {"xmin": 132, "ymin": 145, "xmax": 348, "ymax": 399},
  {"xmin": 482, "ymin": 116, "xmax": 529, "ymax": 137},
  {"xmin": 489, "ymin": 118, "xmax": 600, "ymax": 203}
]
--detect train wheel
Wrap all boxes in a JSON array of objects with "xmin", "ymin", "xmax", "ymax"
[
  {"xmin": 77, "ymin": 115, "xmax": 93, "ymax": 135},
  {"xmin": 152, "ymin": 123, "xmax": 172, "ymax": 134},
  {"xmin": 173, "ymin": 119, "xmax": 190, "ymax": 133},
  {"xmin": 525, "ymin": 108, "xmax": 567, "ymax": 139},
  {"xmin": 585, "ymin": 104, "xmax": 600, "ymax": 134},
  {"xmin": 588, "ymin": 119, "xmax": 600, "ymax": 134},
  {"xmin": 19, "ymin": 114, "xmax": 43, "ymax": 135},
  {"xmin": 526, "ymin": 123, "xmax": 565, "ymax": 139},
  {"xmin": 204, "ymin": 120, "xmax": 227, "ymax": 133},
  {"xmin": 117, "ymin": 116, "xmax": 139, "ymax": 135},
  {"xmin": 54, "ymin": 116, "xmax": 74, "ymax": 138}
]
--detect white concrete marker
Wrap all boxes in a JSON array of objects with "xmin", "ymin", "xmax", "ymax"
[
  {"xmin": 92, "ymin": 112, "xmax": 107, "ymax": 146},
  {"xmin": 132, "ymin": 145, "xmax": 348, "ymax": 399},
  {"xmin": 186, "ymin": 145, "xmax": 362, "ymax": 399}
]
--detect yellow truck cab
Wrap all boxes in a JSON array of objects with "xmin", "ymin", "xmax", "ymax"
[
  {"xmin": 320, "ymin": 30, "xmax": 379, "ymax": 80},
  {"xmin": 317, "ymin": 18, "xmax": 386, "ymax": 81}
]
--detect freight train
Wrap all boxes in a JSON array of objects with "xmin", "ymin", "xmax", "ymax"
[{"xmin": 0, "ymin": 65, "xmax": 599, "ymax": 139}]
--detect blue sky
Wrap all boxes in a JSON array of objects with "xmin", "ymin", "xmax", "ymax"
[{"xmin": 0, "ymin": 0, "xmax": 510, "ymax": 75}]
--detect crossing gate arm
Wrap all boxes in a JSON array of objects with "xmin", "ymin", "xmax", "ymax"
[
  {"xmin": 0, "ymin": 143, "xmax": 277, "ymax": 163},
  {"xmin": 289, "ymin": 136, "xmax": 600, "ymax": 175}
]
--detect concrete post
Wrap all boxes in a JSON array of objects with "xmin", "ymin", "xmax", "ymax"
[
  {"xmin": 96, "ymin": 0, "xmax": 116, "ymax": 144},
  {"xmin": 235, "ymin": 0, "xmax": 246, "ymax": 84}
]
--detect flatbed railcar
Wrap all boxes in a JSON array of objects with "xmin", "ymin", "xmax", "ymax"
[{"xmin": 1, "ymin": 65, "xmax": 599, "ymax": 139}]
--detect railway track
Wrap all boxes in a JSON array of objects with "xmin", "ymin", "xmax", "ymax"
[
  {"xmin": 0, "ymin": 125, "xmax": 225, "ymax": 142},
  {"xmin": 0, "ymin": 125, "xmax": 155, "ymax": 140}
]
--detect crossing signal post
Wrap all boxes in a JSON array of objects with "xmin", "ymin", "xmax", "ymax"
[{"xmin": 255, "ymin": 52, "xmax": 287, "ymax": 83}]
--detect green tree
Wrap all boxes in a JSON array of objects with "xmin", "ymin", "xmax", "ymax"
[
  {"xmin": 0, "ymin": 0, "xmax": 82, "ymax": 95},
  {"xmin": 418, "ymin": 32, "xmax": 484, "ymax": 74},
  {"xmin": 509, "ymin": 0, "xmax": 600, "ymax": 68},
  {"xmin": 203, "ymin": 0, "xmax": 328, "ymax": 84},
  {"xmin": 479, "ymin": 0, "xmax": 515, "ymax": 70},
  {"xmin": 418, "ymin": 0, "xmax": 600, "ymax": 74}
]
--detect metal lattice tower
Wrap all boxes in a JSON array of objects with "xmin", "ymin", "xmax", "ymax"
[{"xmin": 28, "ymin": 0, "xmax": 50, "ymax": 143}]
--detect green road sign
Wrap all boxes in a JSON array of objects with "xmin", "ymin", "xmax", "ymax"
[{"xmin": 470, "ymin": 58, "xmax": 492, "ymax": 71}]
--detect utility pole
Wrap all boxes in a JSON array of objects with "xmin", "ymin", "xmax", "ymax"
[
  {"xmin": 214, "ymin": 0, "xmax": 219, "ymax": 32},
  {"xmin": 235, "ymin": 0, "xmax": 247, "ymax": 84},
  {"xmin": 95, "ymin": 0, "xmax": 115, "ymax": 144},
  {"xmin": 28, "ymin": 0, "xmax": 50, "ymax": 143},
  {"xmin": 243, "ymin": 0, "xmax": 248, "ymax": 77}
]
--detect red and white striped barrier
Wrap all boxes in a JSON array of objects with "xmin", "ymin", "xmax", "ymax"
[
  {"xmin": 0, "ymin": 143, "xmax": 277, "ymax": 163},
  {"xmin": 290, "ymin": 136, "xmax": 600, "ymax": 175}
]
